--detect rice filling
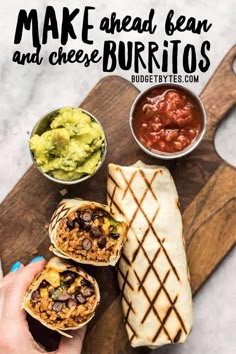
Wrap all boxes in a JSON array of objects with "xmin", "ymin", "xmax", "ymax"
[
  {"xmin": 55, "ymin": 207, "xmax": 123, "ymax": 262},
  {"xmin": 28, "ymin": 269, "xmax": 97, "ymax": 329}
]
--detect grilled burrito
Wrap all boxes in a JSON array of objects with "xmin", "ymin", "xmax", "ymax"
[
  {"xmin": 107, "ymin": 161, "xmax": 193, "ymax": 348},
  {"xmin": 49, "ymin": 198, "xmax": 127, "ymax": 266},
  {"xmin": 23, "ymin": 257, "xmax": 100, "ymax": 337}
]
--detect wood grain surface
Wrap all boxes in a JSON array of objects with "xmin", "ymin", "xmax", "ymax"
[{"xmin": 0, "ymin": 45, "xmax": 235, "ymax": 353}]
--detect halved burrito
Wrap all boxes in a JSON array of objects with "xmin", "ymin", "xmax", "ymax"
[
  {"xmin": 107, "ymin": 161, "xmax": 193, "ymax": 348},
  {"xmin": 23, "ymin": 257, "xmax": 100, "ymax": 337},
  {"xmin": 49, "ymin": 199, "xmax": 127, "ymax": 266}
]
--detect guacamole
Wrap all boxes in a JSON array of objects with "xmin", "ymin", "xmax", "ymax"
[{"xmin": 29, "ymin": 107, "xmax": 105, "ymax": 181}]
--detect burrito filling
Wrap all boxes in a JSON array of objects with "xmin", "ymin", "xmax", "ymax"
[
  {"xmin": 28, "ymin": 269, "xmax": 96, "ymax": 329},
  {"xmin": 56, "ymin": 207, "xmax": 123, "ymax": 262}
]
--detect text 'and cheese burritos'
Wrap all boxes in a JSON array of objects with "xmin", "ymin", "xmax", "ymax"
[
  {"xmin": 23, "ymin": 257, "xmax": 100, "ymax": 337},
  {"xmin": 107, "ymin": 161, "xmax": 193, "ymax": 349},
  {"xmin": 49, "ymin": 199, "xmax": 128, "ymax": 266}
]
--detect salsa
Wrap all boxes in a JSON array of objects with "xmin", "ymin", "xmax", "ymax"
[{"xmin": 132, "ymin": 86, "xmax": 203, "ymax": 154}]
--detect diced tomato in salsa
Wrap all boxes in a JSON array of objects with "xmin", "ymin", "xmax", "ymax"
[{"xmin": 132, "ymin": 87, "xmax": 202, "ymax": 153}]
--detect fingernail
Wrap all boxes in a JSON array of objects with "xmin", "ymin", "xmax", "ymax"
[
  {"xmin": 29, "ymin": 256, "xmax": 44, "ymax": 264},
  {"xmin": 10, "ymin": 261, "xmax": 22, "ymax": 272}
]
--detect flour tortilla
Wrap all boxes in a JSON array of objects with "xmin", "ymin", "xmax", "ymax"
[
  {"xmin": 23, "ymin": 257, "xmax": 100, "ymax": 337},
  {"xmin": 107, "ymin": 161, "xmax": 193, "ymax": 348},
  {"xmin": 49, "ymin": 198, "xmax": 127, "ymax": 266}
]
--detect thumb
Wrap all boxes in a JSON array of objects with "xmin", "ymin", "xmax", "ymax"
[
  {"xmin": 1, "ymin": 259, "xmax": 46, "ymax": 323},
  {"xmin": 57, "ymin": 326, "xmax": 86, "ymax": 354}
]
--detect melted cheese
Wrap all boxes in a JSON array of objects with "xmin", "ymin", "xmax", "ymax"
[
  {"xmin": 68, "ymin": 276, "xmax": 83, "ymax": 294},
  {"xmin": 44, "ymin": 269, "xmax": 60, "ymax": 288},
  {"xmin": 40, "ymin": 288, "xmax": 48, "ymax": 299}
]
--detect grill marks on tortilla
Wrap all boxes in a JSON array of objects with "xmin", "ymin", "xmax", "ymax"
[
  {"xmin": 120, "ymin": 269, "xmax": 137, "ymax": 342},
  {"xmin": 141, "ymin": 269, "xmax": 170, "ymax": 325},
  {"xmin": 107, "ymin": 173, "xmax": 123, "ymax": 216},
  {"xmin": 174, "ymin": 329, "xmax": 182, "ymax": 343},
  {"xmin": 134, "ymin": 269, "xmax": 173, "ymax": 343},
  {"xmin": 133, "ymin": 244, "xmax": 187, "ymax": 341},
  {"xmin": 108, "ymin": 165, "xmax": 188, "ymax": 343},
  {"xmin": 152, "ymin": 297, "xmax": 178, "ymax": 343},
  {"xmin": 117, "ymin": 267, "xmax": 134, "ymax": 292},
  {"xmin": 50, "ymin": 203, "xmax": 71, "ymax": 232},
  {"xmin": 124, "ymin": 301, "xmax": 137, "ymax": 342},
  {"xmin": 110, "ymin": 167, "xmax": 180, "ymax": 279},
  {"xmin": 118, "ymin": 169, "xmax": 180, "ymax": 281},
  {"xmin": 138, "ymin": 247, "xmax": 161, "ymax": 293}
]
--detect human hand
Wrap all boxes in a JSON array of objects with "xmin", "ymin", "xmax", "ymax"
[{"xmin": 0, "ymin": 258, "xmax": 86, "ymax": 354}]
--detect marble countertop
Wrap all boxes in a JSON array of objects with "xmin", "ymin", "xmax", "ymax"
[{"xmin": 0, "ymin": 0, "xmax": 235, "ymax": 353}]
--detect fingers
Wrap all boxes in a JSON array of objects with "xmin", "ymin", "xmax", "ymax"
[
  {"xmin": 0, "ymin": 264, "xmax": 24, "ymax": 289},
  {"xmin": 1, "ymin": 259, "xmax": 46, "ymax": 323},
  {"xmin": 57, "ymin": 327, "xmax": 86, "ymax": 354},
  {"xmin": 0, "ymin": 265, "xmax": 24, "ymax": 321}
]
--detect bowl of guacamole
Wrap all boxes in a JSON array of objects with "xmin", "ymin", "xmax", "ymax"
[{"xmin": 29, "ymin": 107, "xmax": 107, "ymax": 184}]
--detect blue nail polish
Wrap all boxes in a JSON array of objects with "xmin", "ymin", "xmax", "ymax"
[
  {"xmin": 10, "ymin": 261, "xmax": 22, "ymax": 272},
  {"xmin": 29, "ymin": 256, "xmax": 44, "ymax": 264}
]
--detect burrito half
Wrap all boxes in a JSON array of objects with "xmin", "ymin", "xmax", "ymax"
[
  {"xmin": 23, "ymin": 257, "xmax": 100, "ymax": 337},
  {"xmin": 49, "ymin": 199, "xmax": 127, "ymax": 266},
  {"xmin": 107, "ymin": 161, "xmax": 193, "ymax": 348}
]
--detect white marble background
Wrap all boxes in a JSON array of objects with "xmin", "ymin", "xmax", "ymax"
[{"xmin": 0, "ymin": 0, "xmax": 235, "ymax": 353}]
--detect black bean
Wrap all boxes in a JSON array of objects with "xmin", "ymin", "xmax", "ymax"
[
  {"xmin": 62, "ymin": 271, "xmax": 77, "ymax": 284},
  {"xmin": 97, "ymin": 237, "xmax": 107, "ymax": 249},
  {"xmin": 81, "ymin": 279, "xmax": 91, "ymax": 287},
  {"xmin": 31, "ymin": 291, "xmax": 40, "ymax": 301},
  {"xmin": 82, "ymin": 238, "xmax": 92, "ymax": 250},
  {"xmin": 92, "ymin": 209, "xmax": 105, "ymax": 220},
  {"xmin": 95, "ymin": 209, "xmax": 105, "ymax": 217},
  {"xmin": 67, "ymin": 299, "xmax": 77, "ymax": 308},
  {"xmin": 52, "ymin": 302, "xmax": 63, "ymax": 312},
  {"xmin": 81, "ymin": 286, "xmax": 94, "ymax": 297},
  {"xmin": 75, "ymin": 316, "xmax": 83, "ymax": 323},
  {"xmin": 79, "ymin": 220, "xmax": 91, "ymax": 231},
  {"xmin": 110, "ymin": 232, "xmax": 120, "ymax": 240},
  {"xmin": 67, "ymin": 220, "xmax": 75, "ymax": 230},
  {"xmin": 76, "ymin": 293, "xmax": 86, "ymax": 304},
  {"xmin": 57, "ymin": 292, "xmax": 71, "ymax": 301},
  {"xmin": 91, "ymin": 226, "xmax": 102, "ymax": 238},
  {"xmin": 48, "ymin": 287, "xmax": 55, "ymax": 296},
  {"xmin": 40, "ymin": 280, "xmax": 49, "ymax": 288},
  {"xmin": 92, "ymin": 215, "xmax": 99, "ymax": 221},
  {"xmin": 81, "ymin": 211, "xmax": 92, "ymax": 222}
]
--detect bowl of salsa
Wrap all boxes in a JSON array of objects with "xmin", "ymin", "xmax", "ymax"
[{"xmin": 130, "ymin": 84, "xmax": 207, "ymax": 159}]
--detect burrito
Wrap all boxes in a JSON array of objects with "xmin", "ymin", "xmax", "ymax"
[
  {"xmin": 49, "ymin": 199, "xmax": 127, "ymax": 266},
  {"xmin": 23, "ymin": 257, "xmax": 100, "ymax": 337},
  {"xmin": 107, "ymin": 161, "xmax": 193, "ymax": 348}
]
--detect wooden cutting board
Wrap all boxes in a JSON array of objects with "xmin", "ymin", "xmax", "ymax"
[{"xmin": 0, "ymin": 45, "xmax": 236, "ymax": 353}]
